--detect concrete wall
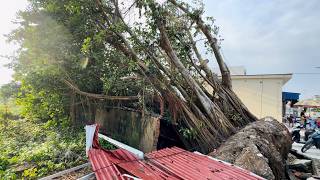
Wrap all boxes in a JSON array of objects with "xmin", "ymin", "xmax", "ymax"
[
  {"xmin": 231, "ymin": 78, "xmax": 283, "ymax": 121},
  {"xmin": 95, "ymin": 108, "xmax": 160, "ymax": 152}
]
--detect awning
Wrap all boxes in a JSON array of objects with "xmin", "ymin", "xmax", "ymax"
[
  {"xmin": 294, "ymin": 98, "xmax": 320, "ymax": 108},
  {"xmin": 282, "ymin": 92, "xmax": 300, "ymax": 101}
]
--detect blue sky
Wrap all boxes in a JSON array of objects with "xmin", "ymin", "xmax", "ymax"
[{"xmin": 0, "ymin": 0, "xmax": 319, "ymax": 99}]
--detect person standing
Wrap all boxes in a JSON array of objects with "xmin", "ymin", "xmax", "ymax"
[
  {"xmin": 300, "ymin": 110, "xmax": 306, "ymax": 128},
  {"xmin": 288, "ymin": 115, "xmax": 294, "ymax": 127},
  {"xmin": 317, "ymin": 117, "xmax": 320, "ymax": 128}
]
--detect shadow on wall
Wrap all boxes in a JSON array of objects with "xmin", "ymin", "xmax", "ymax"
[{"xmin": 95, "ymin": 108, "xmax": 161, "ymax": 152}]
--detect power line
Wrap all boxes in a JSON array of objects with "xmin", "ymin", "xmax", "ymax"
[{"xmin": 293, "ymin": 73, "xmax": 320, "ymax": 75}]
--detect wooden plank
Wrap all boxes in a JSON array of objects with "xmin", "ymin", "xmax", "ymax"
[
  {"xmin": 77, "ymin": 172, "xmax": 95, "ymax": 180},
  {"xmin": 39, "ymin": 163, "xmax": 91, "ymax": 180}
]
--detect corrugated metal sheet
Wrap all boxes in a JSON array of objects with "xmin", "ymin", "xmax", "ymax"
[
  {"xmin": 89, "ymin": 147, "xmax": 264, "ymax": 180},
  {"xmin": 88, "ymin": 148, "xmax": 178, "ymax": 180},
  {"xmin": 110, "ymin": 149, "xmax": 176, "ymax": 180},
  {"xmin": 146, "ymin": 147, "xmax": 264, "ymax": 180},
  {"xmin": 88, "ymin": 149, "xmax": 125, "ymax": 180},
  {"xmin": 88, "ymin": 125, "xmax": 264, "ymax": 180}
]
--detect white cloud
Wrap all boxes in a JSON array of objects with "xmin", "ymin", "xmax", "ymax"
[{"xmin": 201, "ymin": 0, "xmax": 320, "ymax": 98}]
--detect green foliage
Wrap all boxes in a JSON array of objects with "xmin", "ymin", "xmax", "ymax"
[
  {"xmin": 0, "ymin": 83, "xmax": 22, "ymax": 120},
  {"xmin": 0, "ymin": 119, "xmax": 87, "ymax": 179},
  {"xmin": 0, "ymin": 2, "xmax": 145, "ymax": 177},
  {"xmin": 0, "ymin": 158, "xmax": 9, "ymax": 171},
  {"xmin": 99, "ymin": 138, "xmax": 117, "ymax": 150},
  {"xmin": 6, "ymin": 0, "xmax": 147, "ymax": 127},
  {"xmin": 16, "ymin": 80, "xmax": 68, "ymax": 123},
  {"xmin": 22, "ymin": 168, "xmax": 37, "ymax": 179},
  {"xmin": 0, "ymin": 101, "xmax": 21, "ymax": 120},
  {"xmin": 179, "ymin": 127, "xmax": 197, "ymax": 140},
  {"xmin": 0, "ymin": 82, "xmax": 20, "ymax": 103},
  {"xmin": 81, "ymin": 37, "xmax": 92, "ymax": 55}
]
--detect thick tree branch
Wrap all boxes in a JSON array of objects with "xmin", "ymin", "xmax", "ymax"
[
  {"xmin": 63, "ymin": 79, "xmax": 139, "ymax": 100},
  {"xmin": 186, "ymin": 30, "xmax": 219, "ymax": 90},
  {"xmin": 168, "ymin": 0, "xmax": 232, "ymax": 89},
  {"xmin": 157, "ymin": 18, "xmax": 231, "ymax": 127}
]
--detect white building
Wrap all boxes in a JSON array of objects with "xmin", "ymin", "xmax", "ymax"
[
  {"xmin": 231, "ymin": 74, "xmax": 292, "ymax": 121},
  {"xmin": 208, "ymin": 67, "xmax": 292, "ymax": 121}
]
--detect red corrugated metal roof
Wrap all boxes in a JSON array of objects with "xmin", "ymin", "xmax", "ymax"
[
  {"xmin": 146, "ymin": 147, "xmax": 264, "ymax": 180},
  {"xmin": 88, "ymin": 125, "xmax": 264, "ymax": 180},
  {"xmin": 88, "ymin": 148, "xmax": 177, "ymax": 180},
  {"xmin": 88, "ymin": 149, "xmax": 125, "ymax": 180},
  {"xmin": 89, "ymin": 146, "xmax": 264, "ymax": 180}
]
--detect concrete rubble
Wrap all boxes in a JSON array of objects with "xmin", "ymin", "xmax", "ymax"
[{"xmin": 286, "ymin": 150, "xmax": 320, "ymax": 179}]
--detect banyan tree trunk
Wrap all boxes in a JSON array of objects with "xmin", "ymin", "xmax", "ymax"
[
  {"xmin": 209, "ymin": 117, "xmax": 292, "ymax": 180},
  {"xmin": 91, "ymin": 0, "xmax": 258, "ymax": 153}
]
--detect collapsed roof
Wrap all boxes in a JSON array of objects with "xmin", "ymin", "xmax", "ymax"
[{"xmin": 86, "ymin": 125, "xmax": 264, "ymax": 180}]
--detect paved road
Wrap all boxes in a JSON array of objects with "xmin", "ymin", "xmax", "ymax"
[
  {"xmin": 292, "ymin": 142, "xmax": 320, "ymax": 160},
  {"xmin": 285, "ymin": 123, "xmax": 320, "ymax": 159}
]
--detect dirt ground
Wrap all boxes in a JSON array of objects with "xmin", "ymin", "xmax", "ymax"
[{"xmin": 53, "ymin": 166, "xmax": 94, "ymax": 180}]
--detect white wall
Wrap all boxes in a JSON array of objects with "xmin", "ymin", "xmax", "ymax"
[{"xmin": 231, "ymin": 78, "xmax": 283, "ymax": 121}]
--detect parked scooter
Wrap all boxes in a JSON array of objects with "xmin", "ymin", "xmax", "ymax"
[
  {"xmin": 304, "ymin": 129, "xmax": 315, "ymax": 141},
  {"xmin": 304, "ymin": 118, "xmax": 318, "ymax": 141},
  {"xmin": 291, "ymin": 124, "xmax": 302, "ymax": 143},
  {"xmin": 301, "ymin": 130, "xmax": 320, "ymax": 153}
]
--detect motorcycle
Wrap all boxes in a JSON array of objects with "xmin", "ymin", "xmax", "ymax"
[
  {"xmin": 304, "ymin": 129, "xmax": 315, "ymax": 141},
  {"xmin": 291, "ymin": 125, "xmax": 301, "ymax": 143},
  {"xmin": 301, "ymin": 130, "xmax": 320, "ymax": 153}
]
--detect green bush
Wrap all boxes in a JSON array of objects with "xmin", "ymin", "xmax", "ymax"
[
  {"xmin": 0, "ymin": 119, "xmax": 87, "ymax": 179},
  {"xmin": 99, "ymin": 138, "xmax": 116, "ymax": 150}
]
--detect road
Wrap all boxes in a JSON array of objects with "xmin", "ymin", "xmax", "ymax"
[
  {"xmin": 292, "ymin": 142, "xmax": 320, "ymax": 159},
  {"xmin": 286, "ymin": 123, "xmax": 320, "ymax": 159}
]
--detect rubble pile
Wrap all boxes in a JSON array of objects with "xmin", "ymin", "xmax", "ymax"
[{"xmin": 287, "ymin": 150, "xmax": 320, "ymax": 180}]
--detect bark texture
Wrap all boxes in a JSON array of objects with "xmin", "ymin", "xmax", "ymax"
[{"xmin": 209, "ymin": 117, "xmax": 292, "ymax": 180}]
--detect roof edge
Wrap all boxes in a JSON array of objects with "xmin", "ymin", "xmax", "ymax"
[{"xmin": 231, "ymin": 73, "xmax": 292, "ymax": 85}]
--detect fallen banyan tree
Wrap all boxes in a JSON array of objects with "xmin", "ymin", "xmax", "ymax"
[
  {"xmin": 52, "ymin": 0, "xmax": 292, "ymax": 155},
  {"xmin": 55, "ymin": 0, "xmax": 293, "ymax": 177},
  {"xmin": 61, "ymin": 0, "xmax": 257, "ymax": 153}
]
